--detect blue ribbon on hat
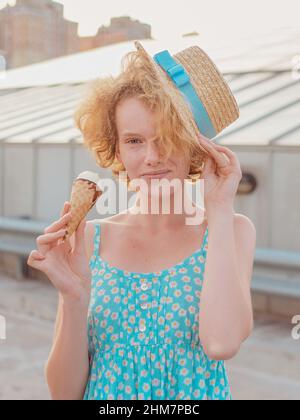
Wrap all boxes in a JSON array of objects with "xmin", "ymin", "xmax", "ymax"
[{"xmin": 153, "ymin": 49, "xmax": 217, "ymax": 139}]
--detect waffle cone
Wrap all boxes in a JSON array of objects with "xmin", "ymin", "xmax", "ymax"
[{"xmin": 63, "ymin": 179, "xmax": 102, "ymax": 240}]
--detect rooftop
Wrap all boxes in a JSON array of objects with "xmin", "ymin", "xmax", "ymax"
[{"xmin": 0, "ymin": 27, "xmax": 299, "ymax": 146}]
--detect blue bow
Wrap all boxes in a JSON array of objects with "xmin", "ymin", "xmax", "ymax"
[{"xmin": 153, "ymin": 49, "xmax": 217, "ymax": 139}]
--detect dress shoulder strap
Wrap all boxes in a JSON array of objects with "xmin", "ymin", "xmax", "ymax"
[
  {"xmin": 92, "ymin": 221, "xmax": 101, "ymax": 258},
  {"xmin": 202, "ymin": 225, "xmax": 209, "ymax": 259}
]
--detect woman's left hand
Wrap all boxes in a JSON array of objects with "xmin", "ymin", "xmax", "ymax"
[{"xmin": 197, "ymin": 133, "xmax": 242, "ymax": 210}]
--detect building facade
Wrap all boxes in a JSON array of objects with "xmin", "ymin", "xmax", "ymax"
[
  {"xmin": 0, "ymin": 1, "xmax": 152, "ymax": 69},
  {"xmin": 79, "ymin": 16, "xmax": 152, "ymax": 51},
  {"xmin": 0, "ymin": 0, "xmax": 79, "ymax": 68}
]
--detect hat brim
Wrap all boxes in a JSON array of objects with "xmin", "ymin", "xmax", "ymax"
[{"xmin": 134, "ymin": 40, "xmax": 239, "ymax": 139}]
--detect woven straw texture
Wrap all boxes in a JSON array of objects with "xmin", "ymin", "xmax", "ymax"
[
  {"xmin": 134, "ymin": 41, "xmax": 239, "ymax": 138},
  {"xmin": 64, "ymin": 179, "xmax": 102, "ymax": 240}
]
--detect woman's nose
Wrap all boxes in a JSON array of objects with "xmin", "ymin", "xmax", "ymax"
[{"xmin": 144, "ymin": 141, "xmax": 164, "ymax": 164}]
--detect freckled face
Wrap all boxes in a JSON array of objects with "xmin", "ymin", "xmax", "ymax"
[{"xmin": 115, "ymin": 97, "xmax": 190, "ymax": 194}]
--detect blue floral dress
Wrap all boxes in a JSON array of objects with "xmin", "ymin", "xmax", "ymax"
[{"xmin": 84, "ymin": 221, "xmax": 232, "ymax": 400}]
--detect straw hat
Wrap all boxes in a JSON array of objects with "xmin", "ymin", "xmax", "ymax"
[{"xmin": 134, "ymin": 40, "xmax": 239, "ymax": 141}]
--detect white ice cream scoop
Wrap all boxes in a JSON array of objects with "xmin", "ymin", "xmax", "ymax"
[{"xmin": 77, "ymin": 171, "xmax": 100, "ymax": 184}]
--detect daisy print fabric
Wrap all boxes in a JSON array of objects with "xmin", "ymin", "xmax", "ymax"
[{"xmin": 83, "ymin": 222, "xmax": 232, "ymax": 400}]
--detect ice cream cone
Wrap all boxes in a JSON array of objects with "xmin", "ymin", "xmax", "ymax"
[{"xmin": 63, "ymin": 171, "xmax": 103, "ymax": 241}]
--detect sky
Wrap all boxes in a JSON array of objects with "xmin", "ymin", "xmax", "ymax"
[{"xmin": 0, "ymin": 0, "xmax": 299, "ymax": 42}]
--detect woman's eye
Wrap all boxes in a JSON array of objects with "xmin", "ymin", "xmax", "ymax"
[{"xmin": 127, "ymin": 138, "xmax": 141, "ymax": 144}]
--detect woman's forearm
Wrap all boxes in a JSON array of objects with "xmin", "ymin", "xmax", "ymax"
[
  {"xmin": 199, "ymin": 205, "xmax": 252, "ymax": 359},
  {"xmin": 45, "ymin": 295, "xmax": 90, "ymax": 400}
]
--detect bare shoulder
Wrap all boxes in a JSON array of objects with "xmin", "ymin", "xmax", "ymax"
[
  {"xmin": 85, "ymin": 212, "xmax": 128, "ymax": 261},
  {"xmin": 233, "ymin": 213, "xmax": 256, "ymax": 242},
  {"xmin": 233, "ymin": 213, "xmax": 257, "ymax": 285}
]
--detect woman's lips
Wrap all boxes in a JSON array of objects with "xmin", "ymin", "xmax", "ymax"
[{"xmin": 141, "ymin": 171, "xmax": 171, "ymax": 179}]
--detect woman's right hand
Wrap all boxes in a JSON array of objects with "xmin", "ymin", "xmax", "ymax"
[{"xmin": 27, "ymin": 202, "xmax": 91, "ymax": 308}]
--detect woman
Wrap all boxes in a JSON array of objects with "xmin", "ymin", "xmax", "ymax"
[{"xmin": 27, "ymin": 42, "xmax": 256, "ymax": 400}]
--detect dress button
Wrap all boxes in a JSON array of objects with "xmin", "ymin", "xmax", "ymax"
[
  {"xmin": 139, "ymin": 323, "xmax": 146, "ymax": 332},
  {"xmin": 140, "ymin": 302, "xmax": 148, "ymax": 310},
  {"xmin": 141, "ymin": 283, "xmax": 148, "ymax": 291}
]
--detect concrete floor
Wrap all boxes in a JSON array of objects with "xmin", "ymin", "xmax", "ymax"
[{"xmin": 0, "ymin": 274, "xmax": 299, "ymax": 400}]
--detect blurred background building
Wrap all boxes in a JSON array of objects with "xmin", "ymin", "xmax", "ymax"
[
  {"xmin": 0, "ymin": 0, "xmax": 151, "ymax": 69},
  {"xmin": 79, "ymin": 16, "xmax": 151, "ymax": 52}
]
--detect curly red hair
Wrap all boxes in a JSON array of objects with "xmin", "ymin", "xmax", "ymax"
[{"xmin": 74, "ymin": 46, "xmax": 208, "ymax": 187}]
